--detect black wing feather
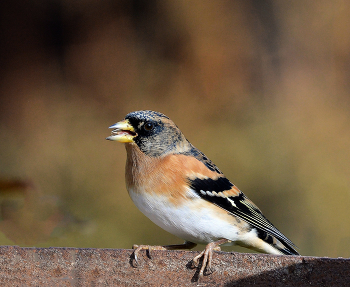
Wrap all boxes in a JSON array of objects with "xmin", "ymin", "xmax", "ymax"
[{"xmin": 188, "ymin": 177, "xmax": 298, "ymax": 255}]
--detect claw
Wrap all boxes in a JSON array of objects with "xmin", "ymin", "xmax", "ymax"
[
  {"xmin": 132, "ymin": 244, "xmax": 141, "ymax": 266},
  {"xmin": 192, "ymin": 251, "xmax": 202, "ymax": 268},
  {"xmin": 147, "ymin": 248, "xmax": 152, "ymax": 259},
  {"xmin": 192, "ymin": 239, "xmax": 230, "ymax": 279},
  {"xmin": 133, "ymin": 255, "xmax": 138, "ymax": 266},
  {"xmin": 130, "ymin": 244, "xmax": 169, "ymax": 267}
]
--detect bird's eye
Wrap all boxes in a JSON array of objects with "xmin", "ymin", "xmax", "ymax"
[{"xmin": 144, "ymin": 122, "xmax": 154, "ymax": 131}]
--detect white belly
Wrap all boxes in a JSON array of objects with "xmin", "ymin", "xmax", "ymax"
[{"xmin": 128, "ymin": 187, "xmax": 242, "ymax": 245}]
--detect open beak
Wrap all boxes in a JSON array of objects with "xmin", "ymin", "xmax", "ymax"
[{"xmin": 106, "ymin": 119, "xmax": 137, "ymax": 143}]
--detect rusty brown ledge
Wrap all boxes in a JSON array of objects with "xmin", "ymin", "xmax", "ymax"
[{"xmin": 0, "ymin": 245, "xmax": 348, "ymax": 286}]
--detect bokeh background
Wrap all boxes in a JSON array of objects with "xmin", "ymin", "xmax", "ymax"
[{"xmin": 1, "ymin": 0, "xmax": 350, "ymax": 258}]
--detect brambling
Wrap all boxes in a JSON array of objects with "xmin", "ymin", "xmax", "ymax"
[{"xmin": 107, "ymin": 110, "xmax": 299, "ymax": 279}]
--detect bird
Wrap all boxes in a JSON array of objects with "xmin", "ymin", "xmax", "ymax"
[{"xmin": 106, "ymin": 110, "xmax": 299, "ymax": 279}]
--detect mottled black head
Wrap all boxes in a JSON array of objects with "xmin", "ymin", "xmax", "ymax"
[{"xmin": 124, "ymin": 110, "xmax": 189, "ymax": 157}]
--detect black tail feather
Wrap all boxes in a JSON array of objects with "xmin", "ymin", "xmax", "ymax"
[{"xmin": 257, "ymin": 229, "xmax": 300, "ymax": 255}]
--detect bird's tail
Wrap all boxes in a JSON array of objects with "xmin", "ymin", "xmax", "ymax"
[{"xmin": 259, "ymin": 231, "xmax": 300, "ymax": 255}]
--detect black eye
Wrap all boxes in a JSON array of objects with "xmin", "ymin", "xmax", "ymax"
[{"xmin": 144, "ymin": 122, "xmax": 154, "ymax": 131}]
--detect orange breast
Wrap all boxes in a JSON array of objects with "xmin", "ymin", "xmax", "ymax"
[{"xmin": 124, "ymin": 143, "xmax": 226, "ymax": 206}]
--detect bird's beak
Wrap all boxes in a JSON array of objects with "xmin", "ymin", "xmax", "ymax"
[{"xmin": 106, "ymin": 119, "xmax": 137, "ymax": 143}]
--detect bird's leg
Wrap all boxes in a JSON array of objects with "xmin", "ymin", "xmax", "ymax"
[
  {"xmin": 132, "ymin": 241, "xmax": 197, "ymax": 266},
  {"xmin": 192, "ymin": 238, "xmax": 231, "ymax": 278}
]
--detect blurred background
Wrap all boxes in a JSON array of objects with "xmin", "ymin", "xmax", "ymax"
[{"xmin": 0, "ymin": 0, "xmax": 349, "ymax": 258}]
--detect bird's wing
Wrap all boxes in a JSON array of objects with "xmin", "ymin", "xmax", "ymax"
[{"xmin": 187, "ymin": 175, "xmax": 298, "ymax": 252}]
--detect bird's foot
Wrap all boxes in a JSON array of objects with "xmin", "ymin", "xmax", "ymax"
[
  {"xmin": 132, "ymin": 241, "xmax": 197, "ymax": 267},
  {"xmin": 132, "ymin": 244, "xmax": 167, "ymax": 266},
  {"xmin": 191, "ymin": 239, "xmax": 230, "ymax": 279}
]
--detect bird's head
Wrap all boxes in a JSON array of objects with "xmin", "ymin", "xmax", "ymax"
[{"xmin": 107, "ymin": 110, "xmax": 188, "ymax": 157}]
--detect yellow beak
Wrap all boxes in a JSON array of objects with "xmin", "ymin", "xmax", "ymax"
[{"xmin": 106, "ymin": 119, "xmax": 136, "ymax": 143}]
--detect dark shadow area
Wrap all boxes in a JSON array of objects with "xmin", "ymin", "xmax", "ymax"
[{"xmin": 225, "ymin": 257, "xmax": 350, "ymax": 286}]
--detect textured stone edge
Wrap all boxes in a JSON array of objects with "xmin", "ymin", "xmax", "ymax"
[{"xmin": 0, "ymin": 246, "xmax": 348, "ymax": 286}]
